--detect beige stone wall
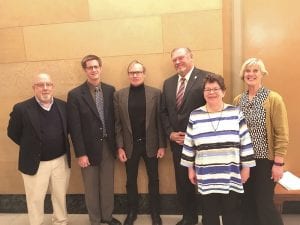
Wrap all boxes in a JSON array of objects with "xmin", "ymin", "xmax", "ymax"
[
  {"xmin": 242, "ymin": 0, "xmax": 300, "ymax": 173},
  {"xmin": 0, "ymin": 0, "xmax": 223, "ymax": 193}
]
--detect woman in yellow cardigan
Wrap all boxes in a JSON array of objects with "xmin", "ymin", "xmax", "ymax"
[{"xmin": 234, "ymin": 58, "xmax": 289, "ymax": 225}]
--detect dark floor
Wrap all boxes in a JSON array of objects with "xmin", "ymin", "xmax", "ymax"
[{"xmin": 0, "ymin": 214, "xmax": 299, "ymax": 225}]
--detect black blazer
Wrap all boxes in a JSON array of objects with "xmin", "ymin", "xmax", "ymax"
[
  {"xmin": 161, "ymin": 67, "xmax": 212, "ymax": 144},
  {"xmin": 7, "ymin": 97, "xmax": 71, "ymax": 175},
  {"xmin": 67, "ymin": 81, "xmax": 116, "ymax": 165}
]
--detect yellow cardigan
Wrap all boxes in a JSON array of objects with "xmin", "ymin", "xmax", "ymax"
[{"xmin": 233, "ymin": 90, "xmax": 289, "ymax": 160}]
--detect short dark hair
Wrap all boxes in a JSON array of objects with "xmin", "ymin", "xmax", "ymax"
[
  {"xmin": 203, "ymin": 73, "xmax": 226, "ymax": 91},
  {"xmin": 127, "ymin": 60, "xmax": 146, "ymax": 73},
  {"xmin": 81, "ymin": 55, "xmax": 102, "ymax": 69}
]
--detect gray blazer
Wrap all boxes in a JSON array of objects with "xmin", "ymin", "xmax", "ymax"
[{"xmin": 114, "ymin": 85, "xmax": 166, "ymax": 159}]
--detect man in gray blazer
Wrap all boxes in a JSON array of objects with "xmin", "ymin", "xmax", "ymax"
[
  {"xmin": 67, "ymin": 55, "xmax": 121, "ymax": 225},
  {"xmin": 161, "ymin": 48, "xmax": 213, "ymax": 225},
  {"xmin": 114, "ymin": 60, "xmax": 166, "ymax": 225}
]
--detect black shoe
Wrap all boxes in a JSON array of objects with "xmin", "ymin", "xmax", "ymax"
[
  {"xmin": 151, "ymin": 213, "xmax": 162, "ymax": 225},
  {"xmin": 102, "ymin": 217, "xmax": 122, "ymax": 225},
  {"xmin": 175, "ymin": 218, "xmax": 197, "ymax": 225},
  {"xmin": 123, "ymin": 213, "xmax": 137, "ymax": 225}
]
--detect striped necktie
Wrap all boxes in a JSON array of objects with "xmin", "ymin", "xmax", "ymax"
[{"xmin": 176, "ymin": 77, "xmax": 186, "ymax": 110}]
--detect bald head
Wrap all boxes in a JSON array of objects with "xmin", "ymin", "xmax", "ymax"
[
  {"xmin": 32, "ymin": 73, "xmax": 52, "ymax": 86},
  {"xmin": 32, "ymin": 73, "xmax": 54, "ymax": 104}
]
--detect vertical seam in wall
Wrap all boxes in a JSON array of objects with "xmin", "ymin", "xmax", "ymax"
[
  {"xmin": 231, "ymin": 0, "xmax": 243, "ymax": 99},
  {"xmin": 160, "ymin": 15, "xmax": 165, "ymax": 54},
  {"xmin": 21, "ymin": 27, "xmax": 28, "ymax": 62}
]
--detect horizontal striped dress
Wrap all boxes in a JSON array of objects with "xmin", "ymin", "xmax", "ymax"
[{"xmin": 181, "ymin": 104, "xmax": 255, "ymax": 195}]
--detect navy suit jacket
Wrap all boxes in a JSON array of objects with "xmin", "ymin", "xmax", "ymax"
[
  {"xmin": 67, "ymin": 81, "xmax": 116, "ymax": 165},
  {"xmin": 7, "ymin": 97, "xmax": 71, "ymax": 175}
]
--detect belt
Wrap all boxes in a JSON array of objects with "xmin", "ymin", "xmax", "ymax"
[{"xmin": 134, "ymin": 138, "xmax": 145, "ymax": 143}]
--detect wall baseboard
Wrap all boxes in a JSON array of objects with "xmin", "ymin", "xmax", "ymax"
[{"xmin": 0, "ymin": 194, "xmax": 299, "ymax": 214}]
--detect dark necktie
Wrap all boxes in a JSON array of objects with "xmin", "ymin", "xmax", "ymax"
[
  {"xmin": 176, "ymin": 77, "xmax": 186, "ymax": 110},
  {"xmin": 95, "ymin": 86, "xmax": 107, "ymax": 136}
]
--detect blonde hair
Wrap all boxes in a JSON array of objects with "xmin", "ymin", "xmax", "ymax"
[{"xmin": 239, "ymin": 58, "xmax": 268, "ymax": 79}]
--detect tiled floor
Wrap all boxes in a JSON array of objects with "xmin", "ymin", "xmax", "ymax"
[{"xmin": 0, "ymin": 214, "xmax": 299, "ymax": 225}]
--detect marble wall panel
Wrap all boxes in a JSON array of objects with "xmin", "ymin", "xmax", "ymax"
[
  {"xmin": 0, "ymin": 28, "xmax": 26, "ymax": 63},
  {"xmin": 0, "ymin": 0, "xmax": 89, "ymax": 28},
  {"xmin": 162, "ymin": 10, "xmax": 223, "ymax": 52},
  {"xmin": 89, "ymin": 0, "xmax": 221, "ymax": 20},
  {"xmin": 0, "ymin": 162, "xmax": 23, "ymax": 193},
  {"xmin": 23, "ymin": 17, "xmax": 163, "ymax": 61}
]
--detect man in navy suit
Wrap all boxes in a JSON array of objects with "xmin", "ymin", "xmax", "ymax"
[
  {"xmin": 67, "ymin": 55, "xmax": 121, "ymax": 225},
  {"xmin": 7, "ymin": 73, "xmax": 71, "ymax": 225},
  {"xmin": 161, "ymin": 48, "xmax": 213, "ymax": 225}
]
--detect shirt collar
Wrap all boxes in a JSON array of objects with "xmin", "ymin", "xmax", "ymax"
[
  {"xmin": 177, "ymin": 66, "xmax": 194, "ymax": 82},
  {"xmin": 35, "ymin": 97, "xmax": 54, "ymax": 111},
  {"xmin": 87, "ymin": 81, "xmax": 101, "ymax": 92}
]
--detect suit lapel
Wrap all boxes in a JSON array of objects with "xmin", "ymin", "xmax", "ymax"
[
  {"xmin": 181, "ymin": 69, "xmax": 199, "ymax": 106},
  {"xmin": 145, "ymin": 86, "xmax": 154, "ymax": 130},
  {"xmin": 54, "ymin": 99, "xmax": 68, "ymax": 137},
  {"xmin": 170, "ymin": 75, "xmax": 179, "ymax": 104},
  {"xmin": 121, "ymin": 88, "xmax": 132, "ymax": 134},
  {"xmin": 81, "ymin": 83, "xmax": 100, "ymax": 119},
  {"xmin": 101, "ymin": 83, "xmax": 109, "ymax": 124},
  {"xmin": 26, "ymin": 98, "xmax": 42, "ymax": 140}
]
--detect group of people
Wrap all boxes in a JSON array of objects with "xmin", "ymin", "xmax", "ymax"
[{"xmin": 7, "ymin": 47, "xmax": 289, "ymax": 225}]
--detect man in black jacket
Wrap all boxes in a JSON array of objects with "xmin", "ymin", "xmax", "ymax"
[
  {"xmin": 7, "ymin": 73, "xmax": 71, "ymax": 225},
  {"xmin": 161, "ymin": 48, "xmax": 213, "ymax": 225},
  {"xmin": 67, "ymin": 55, "xmax": 121, "ymax": 225}
]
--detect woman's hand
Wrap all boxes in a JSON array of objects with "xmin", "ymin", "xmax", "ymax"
[
  {"xmin": 188, "ymin": 167, "xmax": 197, "ymax": 185},
  {"xmin": 240, "ymin": 167, "xmax": 250, "ymax": 183}
]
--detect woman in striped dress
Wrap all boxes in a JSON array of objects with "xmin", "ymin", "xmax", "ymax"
[{"xmin": 181, "ymin": 73, "xmax": 256, "ymax": 225}]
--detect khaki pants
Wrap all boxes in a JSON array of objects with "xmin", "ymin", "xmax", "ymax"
[{"xmin": 21, "ymin": 154, "xmax": 70, "ymax": 225}]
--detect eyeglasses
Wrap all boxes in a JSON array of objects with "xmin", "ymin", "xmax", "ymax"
[
  {"xmin": 128, "ymin": 71, "xmax": 144, "ymax": 76},
  {"xmin": 34, "ymin": 82, "xmax": 53, "ymax": 88},
  {"xmin": 172, "ymin": 55, "xmax": 186, "ymax": 63},
  {"xmin": 86, "ymin": 65, "xmax": 100, "ymax": 70},
  {"xmin": 204, "ymin": 88, "xmax": 221, "ymax": 93}
]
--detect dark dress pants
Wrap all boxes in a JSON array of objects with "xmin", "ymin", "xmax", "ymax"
[
  {"xmin": 241, "ymin": 159, "xmax": 284, "ymax": 225},
  {"xmin": 171, "ymin": 142, "xmax": 198, "ymax": 222},
  {"xmin": 125, "ymin": 141, "xmax": 160, "ymax": 214},
  {"xmin": 202, "ymin": 192, "xmax": 242, "ymax": 225}
]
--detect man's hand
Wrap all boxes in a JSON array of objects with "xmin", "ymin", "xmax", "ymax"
[
  {"xmin": 78, "ymin": 155, "xmax": 90, "ymax": 168},
  {"xmin": 170, "ymin": 131, "xmax": 186, "ymax": 145},
  {"xmin": 118, "ymin": 148, "xmax": 128, "ymax": 162},
  {"xmin": 156, "ymin": 148, "xmax": 165, "ymax": 158}
]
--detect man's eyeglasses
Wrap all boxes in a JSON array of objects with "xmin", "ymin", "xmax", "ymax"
[
  {"xmin": 128, "ymin": 71, "xmax": 144, "ymax": 76},
  {"xmin": 34, "ymin": 82, "xmax": 53, "ymax": 88},
  {"xmin": 204, "ymin": 88, "xmax": 221, "ymax": 93},
  {"xmin": 86, "ymin": 65, "xmax": 100, "ymax": 70}
]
